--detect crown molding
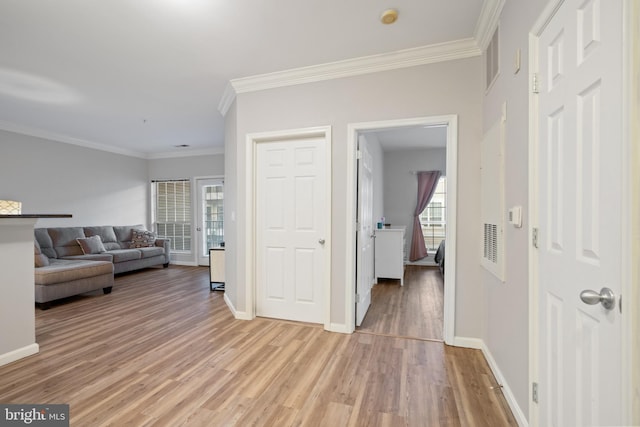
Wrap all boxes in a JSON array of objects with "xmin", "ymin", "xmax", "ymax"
[
  {"xmin": 0, "ymin": 120, "xmax": 146, "ymax": 158},
  {"xmin": 228, "ymin": 38, "xmax": 481, "ymax": 96},
  {"xmin": 0, "ymin": 119, "xmax": 225, "ymax": 159},
  {"xmin": 146, "ymin": 146, "xmax": 224, "ymax": 159},
  {"xmin": 217, "ymin": 82, "xmax": 236, "ymax": 116},
  {"xmin": 474, "ymin": 0, "xmax": 505, "ymax": 51}
]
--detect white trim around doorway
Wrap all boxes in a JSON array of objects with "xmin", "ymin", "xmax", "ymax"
[
  {"xmin": 345, "ymin": 115, "xmax": 458, "ymax": 344},
  {"xmin": 244, "ymin": 126, "xmax": 333, "ymax": 331}
]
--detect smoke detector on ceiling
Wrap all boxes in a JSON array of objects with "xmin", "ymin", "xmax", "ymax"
[{"xmin": 380, "ymin": 9, "xmax": 398, "ymax": 25}]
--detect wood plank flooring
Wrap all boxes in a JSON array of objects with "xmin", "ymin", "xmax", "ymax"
[
  {"xmin": 358, "ymin": 266, "xmax": 444, "ymax": 341},
  {"xmin": 0, "ymin": 266, "xmax": 516, "ymax": 426}
]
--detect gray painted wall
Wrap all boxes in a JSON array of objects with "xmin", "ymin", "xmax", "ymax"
[
  {"xmin": 147, "ymin": 154, "xmax": 224, "ymax": 181},
  {"xmin": 383, "ymin": 148, "xmax": 446, "ymax": 257},
  {"xmin": 223, "ymin": 100, "xmax": 238, "ymax": 307},
  {"xmin": 482, "ymin": 0, "xmax": 549, "ymax": 419},
  {"xmin": 0, "ymin": 130, "xmax": 149, "ymax": 228},
  {"xmin": 225, "ymin": 56, "xmax": 485, "ymax": 338}
]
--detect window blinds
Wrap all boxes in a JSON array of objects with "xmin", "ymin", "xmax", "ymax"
[{"xmin": 153, "ymin": 180, "xmax": 191, "ymax": 252}]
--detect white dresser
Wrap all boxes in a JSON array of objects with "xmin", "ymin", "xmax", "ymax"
[{"xmin": 374, "ymin": 227, "xmax": 406, "ymax": 286}]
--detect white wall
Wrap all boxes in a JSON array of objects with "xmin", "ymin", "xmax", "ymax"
[
  {"xmin": 0, "ymin": 130, "xmax": 149, "ymax": 228},
  {"xmin": 225, "ymin": 56, "xmax": 485, "ymax": 338},
  {"xmin": 0, "ymin": 219, "xmax": 39, "ymax": 366},
  {"xmin": 223, "ymin": 100, "xmax": 238, "ymax": 310},
  {"xmin": 482, "ymin": 0, "xmax": 549, "ymax": 421},
  {"xmin": 383, "ymin": 148, "xmax": 446, "ymax": 256}
]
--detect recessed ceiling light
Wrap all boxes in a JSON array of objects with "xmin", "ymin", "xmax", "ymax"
[{"xmin": 380, "ymin": 9, "xmax": 398, "ymax": 25}]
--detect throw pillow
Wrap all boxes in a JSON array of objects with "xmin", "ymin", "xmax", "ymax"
[
  {"xmin": 35, "ymin": 253, "xmax": 49, "ymax": 268},
  {"xmin": 130, "ymin": 229, "xmax": 156, "ymax": 248},
  {"xmin": 76, "ymin": 235, "xmax": 107, "ymax": 254}
]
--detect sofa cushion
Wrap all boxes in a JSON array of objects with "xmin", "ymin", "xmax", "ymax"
[
  {"xmin": 138, "ymin": 246, "xmax": 164, "ymax": 258},
  {"xmin": 76, "ymin": 235, "xmax": 107, "ymax": 254},
  {"xmin": 130, "ymin": 229, "xmax": 156, "ymax": 248},
  {"xmin": 113, "ymin": 225, "xmax": 144, "ymax": 248},
  {"xmin": 35, "ymin": 228, "xmax": 57, "ymax": 259},
  {"xmin": 34, "ymin": 240, "xmax": 50, "ymax": 267},
  {"xmin": 48, "ymin": 227, "xmax": 86, "ymax": 257},
  {"xmin": 108, "ymin": 249, "xmax": 142, "ymax": 263},
  {"xmin": 84, "ymin": 226, "xmax": 121, "ymax": 251},
  {"xmin": 61, "ymin": 254, "xmax": 114, "ymax": 262},
  {"xmin": 35, "ymin": 253, "xmax": 50, "ymax": 267},
  {"xmin": 35, "ymin": 259, "xmax": 113, "ymax": 286}
]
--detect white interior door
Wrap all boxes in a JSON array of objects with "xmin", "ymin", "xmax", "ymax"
[
  {"xmin": 196, "ymin": 178, "xmax": 224, "ymax": 266},
  {"xmin": 535, "ymin": 1, "xmax": 623, "ymax": 425},
  {"xmin": 356, "ymin": 138, "xmax": 374, "ymax": 326},
  {"xmin": 256, "ymin": 137, "xmax": 327, "ymax": 324}
]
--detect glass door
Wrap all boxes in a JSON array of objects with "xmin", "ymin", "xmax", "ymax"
[{"xmin": 196, "ymin": 178, "xmax": 224, "ymax": 266}]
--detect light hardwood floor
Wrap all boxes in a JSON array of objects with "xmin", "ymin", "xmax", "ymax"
[
  {"xmin": 358, "ymin": 266, "xmax": 444, "ymax": 341},
  {"xmin": 0, "ymin": 266, "xmax": 516, "ymax": 426}
]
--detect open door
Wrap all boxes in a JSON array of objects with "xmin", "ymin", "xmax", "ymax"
[{"xmin": 355, "ymin": 136, "xmax": 374, "ymax": 326}]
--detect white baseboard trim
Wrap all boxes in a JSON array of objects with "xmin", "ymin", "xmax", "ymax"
[
  {"xmin": 452, "ymin": 336, "xmax": 483, "ymax": 349},
  {"xmin": 170, "ymin": 261, "xmax": 198, "ymax": 266},
  {"xmin": 454, "ymin": 336, "xmax": 528, "ymax": 427},
  {"xmin": 326, "ymin": 322, "xmax": 351, "ymax": 334},
  {"xmin": 0, "ymin": 343, "xmax": 39, "ymax": 367},
  {"xmin": 223, "ymin": 293, "xmax": 252, "ymax": 320}
]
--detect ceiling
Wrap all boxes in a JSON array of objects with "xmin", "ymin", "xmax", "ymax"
[{"xmin": 0, "ymin": 0, "xmax": 493, "ymax": 158}]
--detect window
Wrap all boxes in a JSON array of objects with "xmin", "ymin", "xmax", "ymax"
[
  {"xmin": 203, "ymin": 184, "xmax": 224, "ymax": 249},
  {"xmin": 152, "ymin": 180, "xmax": 191, "ymax": 252},
  {"xmin": 419, "ymin": 177, "xmax": 446, "ymax": 251}
]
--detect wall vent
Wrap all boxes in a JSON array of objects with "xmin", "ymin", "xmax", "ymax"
[
  {"xmin": 486, "ymin": 25, "xmax": 500, "ymax": 90},
  {"xmin": 484, "ymin": 223, "xmax": 498, "ymax": 263}
]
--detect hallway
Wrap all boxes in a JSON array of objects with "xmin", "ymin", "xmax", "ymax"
[{"xmin": 358, "ymin": 265, "xmax": 444, "ymax": 341}]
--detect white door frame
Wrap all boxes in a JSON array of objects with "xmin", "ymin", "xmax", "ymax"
[
  {"xmin": 345, "ymin": 115, "xmax": 458, "ymax": 344},
  {"xmin": 528, "ymin": 1, "xmax": 634, "ymax": 424},
  {"xmin": 195, "ymin": 176, "xmax": 224, "ymax": 266},
  {"xmin": 245, "ymin": 126, "xmax": 332, "ymax": 330}
]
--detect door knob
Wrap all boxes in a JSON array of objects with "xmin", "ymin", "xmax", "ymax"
[
  {"xmin": 580, "ymin": 287, "xmax": 615, "ymax": 310},
  {"xmin": 318, "ymin": 239, "xmax": 325, "ymax": 244}
]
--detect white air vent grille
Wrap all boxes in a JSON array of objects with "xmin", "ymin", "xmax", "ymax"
[
  {"xmin": 483, "ymin": 223, "xmax": 498, "ymax": 264},
  {"xmin": 486, "ymin": 25, "xmax": 500, "ymax": 90}
]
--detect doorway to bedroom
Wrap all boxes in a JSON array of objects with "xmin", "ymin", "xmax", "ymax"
[{"xmin": 348, "ymin": 115, "xmax": 457, "ymax": 344}]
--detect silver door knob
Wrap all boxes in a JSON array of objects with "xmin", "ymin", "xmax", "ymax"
[
  {"xmin": 318, "ymin": 239, "xmax": 325, "ymax": 244},
  {"xmin": 580, "ymin": 287, "xmax": 615, "ymax": 310}
]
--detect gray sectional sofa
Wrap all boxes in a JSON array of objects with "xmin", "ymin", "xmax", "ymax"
[{"xmin": 34, "ymin": 225, "xmax": 171, "ymax": 308}]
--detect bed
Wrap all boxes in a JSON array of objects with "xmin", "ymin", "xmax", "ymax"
[{"xmin": 434, "ymin": 240, "xmax": 445, "ymax": 276}]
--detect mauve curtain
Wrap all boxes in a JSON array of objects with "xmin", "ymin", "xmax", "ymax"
[{"xmin": 409, "ymin": 171, "xmax": 442, "ymax": 262}]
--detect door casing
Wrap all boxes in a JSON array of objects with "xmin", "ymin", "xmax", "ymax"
[
  {"xmin": 346, "ymin": 115, "xmax": 458, "ymax": 343},
  {"xmin": 196, "ymin": 177, "xmax": 224, "ymax": 266},
  {"xmin": 245, "ymin": 126, "xmax": 332, "ymax": 330}
]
